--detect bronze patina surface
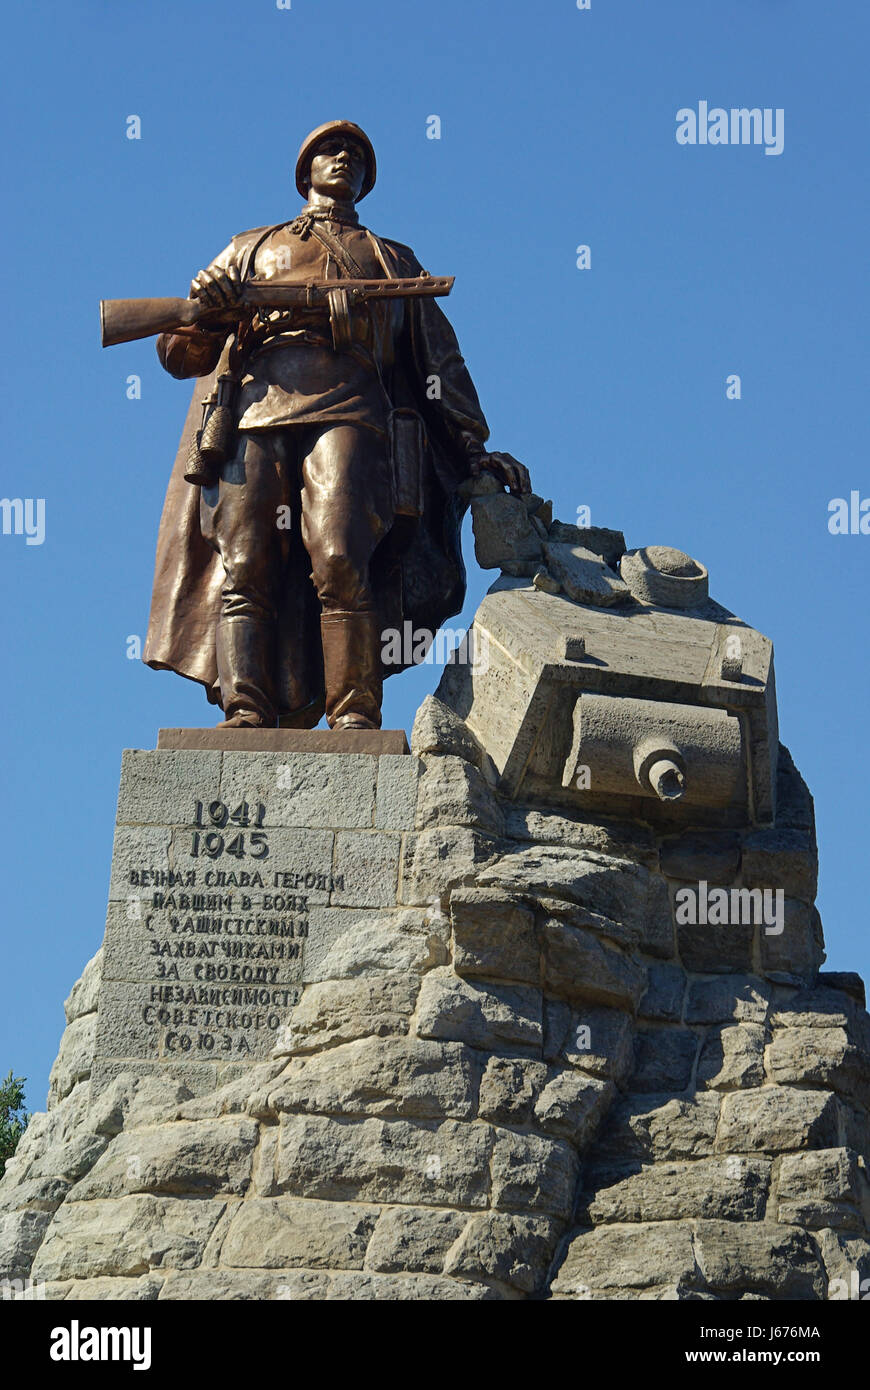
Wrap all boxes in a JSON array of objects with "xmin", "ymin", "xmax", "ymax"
[{"xmin": 104, "ymin": 120, "xmax": 530, "ymax": 731}]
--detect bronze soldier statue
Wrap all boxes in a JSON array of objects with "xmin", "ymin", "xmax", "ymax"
[{"xmin": 137, "ymin": 120, "xmax": 530, "ymax": 730}]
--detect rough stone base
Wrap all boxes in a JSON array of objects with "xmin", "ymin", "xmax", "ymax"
[{"xmin": 2, "ymin": 706, "xmax": 868, "ymax": 1300}]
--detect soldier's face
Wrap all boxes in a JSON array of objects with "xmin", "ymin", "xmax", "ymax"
[{"xmin": 307, "ymin": 136, "xmax": 367, "ymax": 202}]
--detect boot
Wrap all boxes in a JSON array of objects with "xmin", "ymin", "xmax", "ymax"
[
  {"xmin": 216, "ymin": 710, "xmax": 268, "ymax": 730},
  {"xmin": 215, "ymin": 612, "xmax": 278, "ymax": 727},
  {"xmin": 320, "ymin": 610, "xmax": 383, "ymax": 730}
]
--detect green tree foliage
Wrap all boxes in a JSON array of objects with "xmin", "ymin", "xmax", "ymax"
[{"xmin": 0, "ymin": 1071, "xmax": 28, "ymax": 1179}]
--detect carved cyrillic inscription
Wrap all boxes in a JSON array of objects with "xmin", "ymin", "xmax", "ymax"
[{"xmin": 100, "ymin": 792, "xmax": 348, "ymax": 1070}]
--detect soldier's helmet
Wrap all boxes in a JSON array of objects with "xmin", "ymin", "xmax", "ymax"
[{"xmin": 295, "ymin": 120, "xmax": 377, "ymax": 202}]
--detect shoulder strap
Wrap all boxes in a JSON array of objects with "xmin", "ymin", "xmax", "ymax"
[
  {"xmin": 237, "ymin": 223, "xmax": 293, "ymax": 282},
  {"xmin": 365, "ymin": 230, "xmax": 399, "ymax": 279},
  {"xmin": 307, "ymin": 220, "xmax": 368, "ymax": 279}
]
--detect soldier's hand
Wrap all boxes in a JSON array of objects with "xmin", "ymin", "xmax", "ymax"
[
  {"xmin": 189, "ymin": 263, "xmax": 243, "ymax": 308},
  {"xmin": 476, "ymin": 451, "xmax": 532, "ymax": 498}
]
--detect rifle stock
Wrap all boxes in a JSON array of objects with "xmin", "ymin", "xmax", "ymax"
[{"xmin": 100, "ymin": 297, "xmax": 206, "ymax": 347}]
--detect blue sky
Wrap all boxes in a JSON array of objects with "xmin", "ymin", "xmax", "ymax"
[{"xmin": 1, "ymin": 0, "xmax": 867, "ymax": 1107}]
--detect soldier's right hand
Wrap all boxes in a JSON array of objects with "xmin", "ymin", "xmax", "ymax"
[{"xmin": 189, "ymin": 263, "xmax": 243, "ymax": 308}]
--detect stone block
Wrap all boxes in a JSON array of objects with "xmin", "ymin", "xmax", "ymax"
[
  {"xmin": 638, "ymin": 964, "xmax": 685, "ymax": 1022},
  {"xmin": 770, "ymin": 984, "xmax": 870, "ymax": 1033},
  {"xmin": 221, "ymin": 1197, "xmax": 376, "ymax": 1269},
  {"xmin": 542, "ymin": 919, "xmax": 645, "ymax": 1012},
  {"xmin": 814, "ymin": 1228, "xmax": 870, "ymax": 1297},
  {"xmin": 692, "ymin": 1220, "xmax": 825, "ymax": 1299},
  {"xmin": 450, "ymin": 889, "xmax": 538, "ymax": 985},
  {"xmin": 403, "ymin": 827, "xmax": 500, "ymax": 904},
  {"xmin": 416, "ymin": 757, "xmax": 504, "ymax": 836},
  {"xmin": 642, "ymin": 874, "xmax": 677, "ymax": 959},
  {"xmin": 364, "ymin": 1205, "xmax": 468, "ymax": 1274},
  {"xmin": 163, "ymin": 825, "xmax": 337, "ymax": 906},
  {"xmin": 314, "ymin": 908, "xmax": 447, "ymax": 981},
  {"xmin": 217, "ymin": 751, "xmax": 377, "ymax": 829},
  {"xmin": 416, "ymin": 968, "xmax": 542, "ymax": 1050},
  {"xmin": 116, "ymin": 749, "xmax": 223, "ymax": 825},
  {"xmin": 161, "ymin": 1269, "xmax": 304, "ymax": 1299},
  {"xmin": 67, "ymin": 1117, "xmax": 258, "ymax": 1200},
  {"xmin": 63, "ymin": 949, "xmax": 103, "ymax": 1025},
  {"xmin": 58, "ymin": 1274, "xmax": 165, "ymax": 1301},
  {"xmin": 99, "ymin": 900, "xmax": 306, "ymax": 990},
  {"xmin": 0, "ymin": 1175, "xmax": 70, "ymax": 1215},
  {"xmin": 551, "ymin": 1223, "xmax": 697, "ymax": 1296},
  {"xmin": 533, "ymin": 1069, "xmax": 613, "ymax": 1146},
  {"xmin": 659, "ymin": 832, "xmax": 740, "ymax": 884},
  {"xmin": 331, "ymin": 831, "xmax": 400, "ymax": 908},
  {"xmin": 767, "ymin": 1026, "xmax": 870, "ymax": 1108},
  {"xmin": 584, "ymin": 1156, "xmax": 770, "ymax": 1223},
  {"xmin": 543, "ymin": 1000, "xmax": 635, "ymax": 1084},
  {"xmin": 90, "ymin": 1059, "xmax": 218, "ymax": 1105},
  {"xmin": 537, "ymin": 894, "xmax": 637, "ymax": 952},
  {"xmin": 374, "ymin": 755, "xmax": 421, "ymax": 830},
  {"xmin": 759, "ymin": 900, "xmax": 824, "ymax": 986},
  {"xmin": 0, "ymin": 1208, "xmax": 53, "ymax": 1280},
  {"xmin": 480, "ymin": 845, "xmax": 650, "ymax": 933},
  {"xmin": 478, "ymin": 1058, "xmax": 548, "ymax": 1125},
  {"xmin": 741, "ymin": 827, "xmax": 818, "ymax": 903},
  {"xmin": 489, "ymin": 1128, "xmax": 578, "ymax": 1219},
  {"xmin": 277, "ymin": 974, "xmax": 418, "ymax": 1054},
  {"xmin": 717, "ymin": 1087, "xmax": 841, "ymax": 1154},
  {"xmin": 275, "ymin": 1115, "xmax": 492, "ymax": 1209},
  {"xmin": 774, "ymin": 745, "xmax": 815, "ymax": 831},
  {"xmin": 631, "ymin": 1028, "xmax": 698, "ymax": 1093},
  {"xmin": 48, "ymin": 1014, "xmax": 97, "ymax": 1105},
  {"xmin": 320, "ymin": 1271, "xmax": 505, "ymax": 1300},
  {"xmin": 817, "ymin": 972, "xmax": 866, "ymax": 1007},
  {"xmin": 685, "ymin": 975, "xmax": 771, "ymax": 1025},
  {"xmin": 776, "ymin": 1148, "xmax": 868, "ymax": 1232},
  {"xmin": 595, "ymin": 1093, "xmax": 721, "ymax": 1162},
  {"xmin": 265, "ymin": 1037, "xmax": 480, "ymax": 1121},
  {"xmin": 410, "ymin": 696, "xmax": 488, "ymax": 770},
  {"xmin": 676, "ymin": 916, "xmax": 753, "ymax": 974},
  {"xmin": 31, "ymin": 1196, "xmax": 226, "ymax": 1282},
  {"xmin": 107, "ymin": 825, "xmax": 172, "ymax": 903},
  {"xmin": 94, "ymin": 976, "xmax": 299, "ymax": 1077},
  {"xmin": 502, "ymin": 804, "xmax": 657, "ymax": 868},
  {"xmin": 302, "ymin": 907, "xmax": 400, "ymax": 980},
  {"xmin": 443, "ymin": 1213, "xmax": 561, "ymax": 1293},
  {"xmin": 20, "ymin": 1130, "xmax": 109, "ymax": 1187},
  {"xmin": 697, "ymin": 1023, "xmax": 765, "ymax": 1090}
]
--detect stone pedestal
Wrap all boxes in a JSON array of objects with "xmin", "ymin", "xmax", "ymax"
[{"xmin": 92, "ymin": 745, "xmax": 419, "ymax": 1097}]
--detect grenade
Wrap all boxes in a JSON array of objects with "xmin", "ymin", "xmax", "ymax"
[
  {"xmin": 199, "ymin": 398, "xmax": 234, "ymax": 466},
  {"xmin": 183, "ymin": 341, "xmax": 237, "ymax": 487}
]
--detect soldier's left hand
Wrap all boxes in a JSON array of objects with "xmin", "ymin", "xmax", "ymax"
[
  {"xmin": 476, "ymin": 451, "xmax": 532, "ymax": 497},
  {"xmin": 190, "ymin": 263, "xmax": 243, "ymax": 308}
]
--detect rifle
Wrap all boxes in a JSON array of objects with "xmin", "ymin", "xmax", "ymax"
[
  {"xmin": 100, "ymin": 273, "xmax": 455, "ymax": 486},
  {"xmin": 99, "ymin": 274, "xmax": 454, "ymax": 347}
]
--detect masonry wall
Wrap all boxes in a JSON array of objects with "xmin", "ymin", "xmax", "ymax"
[{"xmin": 1, "ymin": 703, "xmax": 868, "ymax": 1301}]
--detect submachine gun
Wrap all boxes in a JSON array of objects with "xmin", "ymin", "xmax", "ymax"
[{"xmin": 99, "ymin": 274, "xmax": 454, "ymax": 485}]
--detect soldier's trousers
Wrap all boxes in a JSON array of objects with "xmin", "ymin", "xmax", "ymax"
[{"xmin": 200, "ymin": 424, "xmax": 394, "ymax": 727}]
